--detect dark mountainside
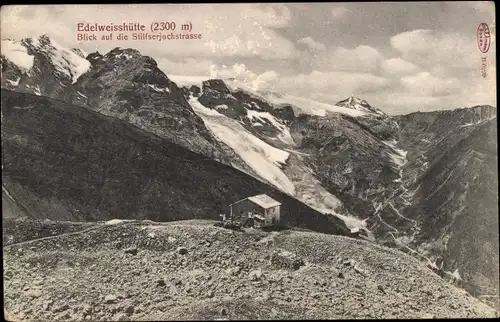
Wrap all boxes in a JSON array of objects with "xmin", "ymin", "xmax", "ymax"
[
  {"xmin": 1, "ymin": 35, "xmax": 498, "ymax": 309},
  {"xmin": 293, "ymin": 104, "xmax": 498, "ymax": 304},
  {"xmin": 1, "ymin": 89, "xmax": 349, "ymax": 236},
  {"xmin": 72, "ymin": 47, "xmax": 225, "ymax": 161},
  {"xmin": 289, "ymin": 111, "xmax": 402, "ymax": 218},
  {"xmin": 389, "ymin": 108, "xmax": 499, "ymax": 300}
]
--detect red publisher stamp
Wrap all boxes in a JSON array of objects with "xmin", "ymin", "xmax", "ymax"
[{"xmin": 477, "ymin": 22, "xmax": 491, "ymax": 53}]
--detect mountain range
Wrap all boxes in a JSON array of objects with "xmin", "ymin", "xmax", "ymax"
[{"xmin": 1, "ymin": 35, "xmax": 498, "ymax": 307}]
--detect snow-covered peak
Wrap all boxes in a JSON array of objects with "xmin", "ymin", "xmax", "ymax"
[
  {"xmin": 345, "ymin": 97, "xmax": 371, "ymax": 110},
  {"xmin": 22, "ymin": 35, "xmax": 91, "ymax": 84},
  {"xmin": 335, "ymin": 96, "xmax": 386, "ymax": 116},
  {"xmin": 1, "ymin": 39, "xmax": 35, "ymax": 71}
]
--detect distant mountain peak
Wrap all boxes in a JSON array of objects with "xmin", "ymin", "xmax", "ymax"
[
  {"xmin": 336, "ymin": 96, "xmax": 372, "ymax": 109},
  {"xmin": 106, "ymin": 47, "xmax": 143, "ymax": 58},
  {"xmin": 336, "ymin": 96, "xmax": 386, "ymax": 116},
  {"xmin": 201, "ymin": 79, "xmax": 231, "ymax": 94}
]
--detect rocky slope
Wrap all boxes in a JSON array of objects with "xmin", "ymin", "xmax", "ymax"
[
  {"xmin": 1, "ymin": 89, "xmax": 349, "ymax": 236},
  {"xmin": 3, "ymin": 218, "xmax": 498, "ymax": 321}
]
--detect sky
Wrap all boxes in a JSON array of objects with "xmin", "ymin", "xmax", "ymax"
[{"xmin": 0, "ymin": 2, "xmax": 496, "ymax": 115}]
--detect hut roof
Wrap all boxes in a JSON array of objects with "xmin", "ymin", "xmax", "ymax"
[{"xmin": 247, "ymin": 194, "xmax": 281, "ymax": 209}]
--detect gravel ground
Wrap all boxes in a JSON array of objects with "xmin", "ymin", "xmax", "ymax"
[{"xmin": 3, "ymin": 219, "xmax": 498, "ymax": 321}]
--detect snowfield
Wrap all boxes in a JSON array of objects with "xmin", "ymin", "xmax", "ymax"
[
  {"xmin": 246, "ymin": 109, "xmax": 295, "ymax": 145},
  {"xmin": 1, "ymin": 40, "xmax": 34, "ymax": 71},
  {"xmin": 188, "ymin": 96, "xmax": 296, "ymax": 195}
]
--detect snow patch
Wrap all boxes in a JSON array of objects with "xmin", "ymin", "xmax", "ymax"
[
  {"xmin": 13, "ymin": 105, "xmax": 34, "ymax": 110},
  {"xmin": 148, "ymin": 84, "xmax": 170, "ymax": 93},
  {"xmin": 2, "ymin": 185, "xmax": 15, "ymax": 202},
  {"xmin": 383, "ymin": 140, "xmax": 408, "ymax": 167},
  {"xmin": 33, "ymin": 85, "xmax": 41, "ymax": 96},
  {"xmin": 246, "ymin": 109, "xmax": 295, "ymax": 145},
  {"xmin": 188, "ymin": 95, "xmax": 295, "ymax": 195},
  {"xmin": 115, "ymin": 53, "xmax": 134, "ymax": 60},
  {"xmin": 77, "ymin": 91, "xmax": 87, "ymax": 98},
  {"xmin": 104, "ymin": 219, "xmax": 124, "ymax": 225},
  {"xmin": 460, "ymin": 117, "xmax": 496, "ymax": 127},
  {"xmin": 214, "ymin": 104, "xmax": 228, "ymax": 110},
  {"xmin": 6, "ymin": 77, "xmax": 21, "ymax": 86},
  {"xmin": 427, "ymin": 259, "xmax": 439, "ymax": 270},
  {"xmin": 1, "ymin": 39, "xmax": 34, "ymax": 71},
  {"xmin": 389, "ymin": 152, "xmax": 407, "ymax": 167},
  {"xmin": 451, "ymin": 268, "xmax": 462, "ymax": 281}
]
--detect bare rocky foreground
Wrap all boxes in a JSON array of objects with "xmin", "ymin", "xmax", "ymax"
[{"xmin": 3, "ymin": 218, "xmax": 498, "ymax": 321}]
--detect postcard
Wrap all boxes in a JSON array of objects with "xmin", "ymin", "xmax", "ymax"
[{"xmin": 1, "ymin": 3, "xmax": 497, "ymax": 321}]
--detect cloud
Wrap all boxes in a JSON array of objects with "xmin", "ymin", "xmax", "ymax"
[
  {"xmin": 466, "ymin": 1, "xmax": 495, "ymax": 20},
  {"xmin": 386, "ymin": 27, "xmax": 495, "ymax": 112},
  {"xmin": 400, "ymin": 72, "xmax": 461, "ymax": 97},
  {"xmin": 331, "ymin": 7, "xmax": 350, "ymax": 19},
  {"xmin": 390, "ymin": 29, "xmax": 479, "ymax": 71},
  {"xmin": 381, "ymin": 57, "xmax": 420, "ymax": 75},
  {"xmin": 297, "ymin": 37, "xmax": 326, "ymax": 51},
  {"xmin": 252, "ymin": 70, "xmax": 279, "ymax": 90},
  {"xmin": 329, "ymin": 45, "xmax": 384, "ymax": 73},
  {"xmin": 0, "ymin": 4, "xmax": 298, "ymax": 60},
  {"xmin": 157, "ymin": 57, "xmax": 214, "ymax": 76},
  {"xmin": 391, "ymin": 29, "xmax": 433, "ymax": 56},
  {"xmin": 208, "ymin": 63, "xmax": 278, "ymax": 91},
  {"xmin": 209, "ymin": 63, "xmax": 256, "ymax": 81},
  {"xmin": 271, "ymin": 70, "xmax": 391, "ymax": 99},
  {"xmin": 375, "ymin": 92, "xmax": 452, "ymax": 114}
]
